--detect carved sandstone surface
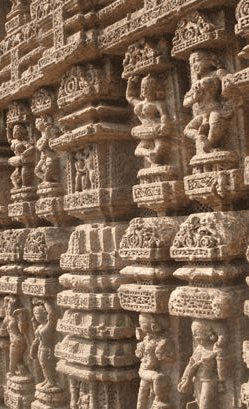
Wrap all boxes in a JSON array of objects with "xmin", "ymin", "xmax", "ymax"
[
  {"xmin": 170, "ymin": 211, "xmax": 249, "ymax": 261},
  {"xmin": 60, "ymin": 223, "xmax": 128, "ymax": 271},
  {"xmin": 119, "ymin": 217, "xmax": 184, "ymax": 262},
  {"xmin": 0, "ymin": 2, "xmax": 249, "ymax": 409}
]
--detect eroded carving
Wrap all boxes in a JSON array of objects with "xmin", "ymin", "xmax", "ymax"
[
  {"xmin": 30, "ymin": 300, "xmax": 58, "ymax": 390},
  {"xmin": 178, "ymin": 320, "xmax": 228, "ymax": 409},
  {"xmin": 34, "ymin": 116, "xmax": 60, "ymax": 185},
  {"xmin": 136, "ymin": 314, "xmax": 174, "ymax": 409},
  {"xmin": 3, "ymin": 296, "xmax": 29, "ymax": 377}
]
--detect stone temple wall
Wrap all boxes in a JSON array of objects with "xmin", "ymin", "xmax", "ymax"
[{"xmin": 0, "ymin": 1, "xmax": 249, "ymax": 409}]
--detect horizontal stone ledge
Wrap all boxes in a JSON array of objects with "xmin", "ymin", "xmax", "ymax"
[{"xmin": 56, "ymin": 360, "xmax": 139, "ymax": 382}]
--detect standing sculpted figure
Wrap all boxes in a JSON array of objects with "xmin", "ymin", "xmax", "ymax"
[
  {"xmin": 34, "ymin": 116, "xmax": 60, "ymax": 184},
  {"xmin": 136, "ymin": 314, "xmax": 175, "ymax": 409},
  {"xmin": 126, "ymin": 74, "xmax": 173, "ymax": 166},
  {"xmin": 8, "ymin": 124, "xmax": 35, "ymax": 189},
  {"xmin": 74, "ymin": 145, "xmax": 95, "ymax": 192},
  {"xmin": 178, "ymin": 320, "xmax": 228, "ymax": 409},
  {"xmin": 183, "ymin": 50, "xmax": 232, "ymax": 155},
  {"xmin": 30, "ymin": 300, "xmax": 58, "ymax": 389},
  {"xmin": 2, "ymin": 296, "xmax": 29, "ymax": 376}
]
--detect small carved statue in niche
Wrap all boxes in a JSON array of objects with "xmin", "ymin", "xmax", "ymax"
[
  {"xmin": 74, "ymin": 145, "xmax": 95, "ymax": 192},
  {"xmin": 2, "ymin": 296, "xmax": 29, "ymax": 376},
  {"xmin": 30, "ymin": 300, "xmax": 58, "ymax": 390},
  {"xmin": 183, "ymin": 50, "xmax": 232, "ymax": 156},
  {"xmin": 178, "ymin": 320, "xmax": 228, "ymax": 409},
  {"xmin": 126, "ymin": 74, "xmax": 173, "ymax": 166},
  {"xmin": 8, "ymin": 124, "xmax": 35, "ymax": 189},
  {"xmin": 136, "ymin": 313, "xmax": 175, "ymax": 409},
  {"xmin": 34, "ymin": 116, "xmax": 60, "ymax": 185}
]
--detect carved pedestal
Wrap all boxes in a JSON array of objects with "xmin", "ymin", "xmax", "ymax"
[{"xmin": 4, "ymin": 375, "xmax": 35, "ymax": 409}]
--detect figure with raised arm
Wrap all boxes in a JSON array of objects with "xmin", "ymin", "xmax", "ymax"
[
  {"xmin": 2, "ymin": 296, "xmax": 29, "ymax": 376},
  {"xmin": 126, "ymin": 74, "xmax": 173, "ymax": 165},
  {"xmin": 30, "ymin": 300, "xmax": 58, "ymax": 389}
]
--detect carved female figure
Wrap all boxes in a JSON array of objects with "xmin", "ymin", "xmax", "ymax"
[
  {"xmin": 126, "ymin": 74, "xmax": 173, "ymax": 165},
  {"xmin": 75, "ymin": 151, "xmax": 90, "ymax": 192},
  {"xmin": 74, "ymin": 145, "xmax": 95, "ymax": 192},
  {"xmin": 30, "ymin": 300, "xmax": 58, "ymax": 389},
  {"xmin": 183, "ymin": 50, "xmax": 232, "ymax": 155},
  {"xmin": 34, "ymin": 116, "xmax": 60, "ymax": 184},
  {"xmin": 8, "ymin": 124, "xmax": 35, "ymax": 189},
  {"xmin": 2, "ymin": 296, "xmax": 29, "ymax": 376},
  {"xmin": 178, "ymin": 320, "xmax": 227, "ymax": 409},
  {"xmin": 136, "ymin": 314, "xmax": 175, "ymax": 409}
]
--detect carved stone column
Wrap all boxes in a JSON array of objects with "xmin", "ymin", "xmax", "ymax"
[
  {"xmin": 172, "ymin": 9, "xmax": 247, "ymax": 210},
  {"xmin": 118, "ymin": 216, "xmax": 191, "ymax": 409},
  {"xmin": 0, "ymin": 228, "xmax": 35, "ymax": 409},
  {"xmin": 122, "ymin": 37, "xmax": 190, "ymax": 214},
  {"xmin": 53, "ymin": 55, "xmax": 140, "ymax": 409},
  {"xmin": 6, "ymin": 100, "xmax": 38, "ymax": 226},
  {"xmin": 169, "ymin": 211, "xmax": 249, "ymax": 409},
  {"xmin": 56, "ymin": 223, "xmax": 139, "ymax": 409},
  {"xmin": 241, "ymin": 248, "xmax": 249, "ymax": 409},
  {"xmin": 22, "ymin": 227, "xmax": 70, "ymax": 409},
  {"xmin": 30, "ymin": 87, "xmax": 69, "ymax": 224}
]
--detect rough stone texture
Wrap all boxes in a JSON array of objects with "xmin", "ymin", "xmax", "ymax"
[{"xmin": 0, "ymin": 1, "xmax": 248, "ymax": 409}]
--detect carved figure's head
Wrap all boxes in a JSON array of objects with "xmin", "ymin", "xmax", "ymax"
[
  {"xmin": 4, "ymin": 296, "xmax": 17, "ymax": 315},
  {"xmin": 140, "ymin": 74, "xmax": 158, "ymax": 100},
  {"xmin": 13, "ymin": 124, "xmax": 27, "ymax": 141},
  {"xmin": 75, "ymin": 151, "xmax": 84, "ymax": 161},
  {"xmin": 189, "ymin": 50, "xmax": 221, "ymax": 77},
  {"xmin": 33, "ymin": 304, "xmax": 47, "ymax": 324},
  {"xmin": 139, "ymin": 313, "xmax": 170, "ymax": 334},
  {"xmin": 191, "ymin": 320, "xmax": 218, "ymax": 346},
  {"xmin": 35, "ymin": 115, "xmax": 53, "ymax": 132}
]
